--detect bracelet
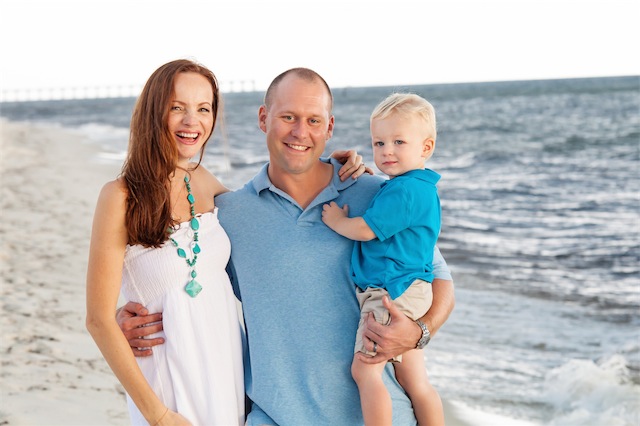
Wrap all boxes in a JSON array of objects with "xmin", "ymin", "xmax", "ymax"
[{"xmin": 153, "ymin": 407, "xmax": 169, "ymax": 426}]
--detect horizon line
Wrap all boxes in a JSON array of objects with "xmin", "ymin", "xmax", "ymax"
[{"xmin": 1, "ymin": 74, "xmax": 636, "ymax": 103}]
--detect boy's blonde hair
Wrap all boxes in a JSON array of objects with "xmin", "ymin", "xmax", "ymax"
[{"xmin": 370, "ymin": 93, "xmax": 437, "ymax": 140}]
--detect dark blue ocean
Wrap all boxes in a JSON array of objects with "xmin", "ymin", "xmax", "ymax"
[{"xmin": 2, "ymin": 76, "xmax": 639, "ymax": 425}]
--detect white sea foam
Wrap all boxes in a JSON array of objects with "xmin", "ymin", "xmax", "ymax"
[
  {"xmin": 542, "ymin": 355, "xmax": 640, "ymax": 425},
  {"xmin": 444, "ymin": 400, "xmax": 541, "ymax": 426},
  {"xmin": 75, "ymin": 122, "xmax": 129, "ymax": 160}
]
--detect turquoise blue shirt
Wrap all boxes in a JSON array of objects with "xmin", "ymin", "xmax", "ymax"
[
  {"xmin": 215, "ymin": 158, "xmax": 451, "ymax": 426},
  {"xmin": 353, "ymin": 168, "xmax": 441, "ymax": 300}
]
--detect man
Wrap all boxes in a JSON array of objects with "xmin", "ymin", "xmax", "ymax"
[{"xmin": 118, "ymin": 68, "xmax": 454, "ymax": 425}]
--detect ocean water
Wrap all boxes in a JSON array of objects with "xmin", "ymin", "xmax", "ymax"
[{"xmin": 2, "ymin": 76, "xmax": 639, "ymax": 425}]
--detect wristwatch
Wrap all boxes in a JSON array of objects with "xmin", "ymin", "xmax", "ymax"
[{"xmin": 415, "ymin": 319, "xmax": 431, "ymax": 349}]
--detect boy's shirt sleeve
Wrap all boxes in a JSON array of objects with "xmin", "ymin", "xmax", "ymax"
[{"xmin": 362, "ymin": 184, "xmax": 410, "ymax": 241}]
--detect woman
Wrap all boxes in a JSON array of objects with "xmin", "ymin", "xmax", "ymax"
[
  {"xmin": 86, "ymin": 59, "xmax": 367, "ymax": 425},
  {"xmin": 86, "ymin": 59, "xmax": 242, "ymax": 425}
]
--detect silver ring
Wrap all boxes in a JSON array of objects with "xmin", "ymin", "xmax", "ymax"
[{"xmin": 373, "ymin": 342, "xmax": 378, "ymax": 353}]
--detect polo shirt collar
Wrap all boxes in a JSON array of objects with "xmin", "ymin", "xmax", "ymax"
[
  {"xmin": 250, "ymin": 163, "xmax": 271, "ymax": 195},
  {"xmin": 250, "ymin": 157, "xmax": 360, "ymax": 195},
  {"xmin": 382, "ymin": 168, "xmax": 440, "ymax": 187},
  {"xmin": 327, "ymin": 157, "xmax": 360, "ymax": 191}
]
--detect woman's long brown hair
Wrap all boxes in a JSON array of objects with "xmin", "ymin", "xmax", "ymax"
[{"xmin": 121, "ymin": 59, "xmax": 221, "ymax": 247}]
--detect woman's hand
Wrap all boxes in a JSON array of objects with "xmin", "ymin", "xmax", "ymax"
[
  {"xmin": 155, "ymin": 409, "xmax": 192, "ymax": 425},
  {"xmin": 329, "ymin": 149, "xmax": 374, "ymax": 181}
]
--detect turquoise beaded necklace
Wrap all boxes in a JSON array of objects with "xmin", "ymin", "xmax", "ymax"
[{"xmin": 168, "ymin": 174, "xmax": 202, "ymax": 297}]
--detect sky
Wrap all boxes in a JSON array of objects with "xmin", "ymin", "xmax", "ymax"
[{"xmin": 1, "ymin": 0, "xmax": 638, "ymax": 97}]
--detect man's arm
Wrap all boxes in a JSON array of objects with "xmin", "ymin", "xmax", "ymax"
[
  {"xmin": 116, "ymin": 302, "xmax": 164, "ymax": 357},
  {"xmin": 357, "ymin": 277, "xmax": 455, "ymax": 364}
]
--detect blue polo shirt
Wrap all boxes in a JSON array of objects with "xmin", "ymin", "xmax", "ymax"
[
  {"xmin": 215, "ymin": 159, "xmax": 451, "ymax": 426},
  {"xmin": 353, "ymin": 168, "xmax": 441, "ymax": 300}
]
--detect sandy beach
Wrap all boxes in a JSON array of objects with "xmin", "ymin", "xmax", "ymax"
[
  {"xmin": 0, "ymin": 119, "xmax": 128, "ymax": 424},
  {"xmin": 0, "ymin": 118, "xmax": 536, "ymax": 426}
]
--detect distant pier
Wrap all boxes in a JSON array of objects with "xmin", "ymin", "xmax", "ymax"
[{"xmin": 0, "ymin": 80, "xmax": 258, "ymax": 102}]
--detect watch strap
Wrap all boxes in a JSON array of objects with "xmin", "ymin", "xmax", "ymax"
[{"xmin": 415, "ymin": 319, "xmax": 431, "ymax": 349}]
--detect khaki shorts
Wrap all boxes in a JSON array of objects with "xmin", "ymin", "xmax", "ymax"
[{"xmin": 354, "ymin": 279, "xmax": 433, "ymax": 362}]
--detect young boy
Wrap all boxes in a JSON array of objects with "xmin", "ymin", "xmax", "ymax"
[{"xmin": 322, "ymin": 93, "xmax": 444, "ymax": 426}]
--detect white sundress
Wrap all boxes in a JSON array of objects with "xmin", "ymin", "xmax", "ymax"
[{"xmin": 121, "ymin": 209, "xmax": 244, "ymax": 425}]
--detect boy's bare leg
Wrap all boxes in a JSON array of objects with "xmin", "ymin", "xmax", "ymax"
[
  {"xmin": 393, "ymin": 349, "xmax": 444, "ymax": 426},
  {"xmin": 352, "ymin": 356, "xmax": 392, "ymax": 426}
]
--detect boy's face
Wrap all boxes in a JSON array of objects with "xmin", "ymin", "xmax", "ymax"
[{"xmin": 370, "ymin": 112, "xmax": 434, "ymax": 178}]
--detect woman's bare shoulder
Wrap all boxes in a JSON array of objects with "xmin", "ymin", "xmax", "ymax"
[
  {"xmin": 96, "ymin": 178, "xmax": 128, "ymax": 210},
  {"xmin": 191, "ymin": 165, "xmax": 230, "ymax": 197}
]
